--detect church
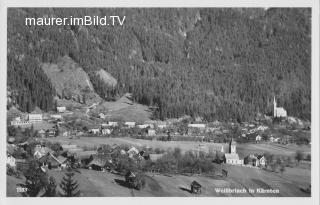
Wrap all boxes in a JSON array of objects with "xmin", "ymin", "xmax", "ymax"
[
  {"xmin": 273, "ymin": 96, "xmax": 287, "ymax": 118},
  {"xmin": 224, "ymin": 139, "xmax": 244, "ymax": 165}
]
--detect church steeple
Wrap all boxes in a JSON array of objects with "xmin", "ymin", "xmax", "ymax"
[{"xmin": 229, "ymin": 138, "xmax": 236, "ymax": 154}]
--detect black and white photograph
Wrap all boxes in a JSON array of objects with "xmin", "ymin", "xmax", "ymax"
[{"xmin": 1, "ymin": 0, "xmax": 319, "ymax": 202}]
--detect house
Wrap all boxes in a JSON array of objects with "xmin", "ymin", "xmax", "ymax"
[
  {"xmin": 99, "ymin": 113, "xmax": 105, "ymax": 119},
  {"xmin": 107, "ymin": 122, "xmax": 118, "ymax": 127},
  {"xmin": 57, "ymin": 106, "xmax": 66, "ymax": 113},
  {"xmin": 255, "ymin": 135, "xmax": 262, "ymax": 143},
  {"xmin": 257, "ymin": 155, "xmax": 266, "ymax": 167},
  {"xmin": 137, "ymin": 124, "xmax": 154, "ymax": 129},
  {"xmin": 87, "ymin": 154, "xmax": 112, "ymax": 171},
  {"xmin": 127, "ymin": 147, "xmax": 139, "ymax": 158},
  {"xmin": 188, "ymin": 124, "xmax": 206, "ymax": 129},
  {"xmin": 125, "ymin": 122, "xmax": 136, "ymax": 128},
  {"xmin": 38, "ymin": 129, "xmax": 46, "ymax": 138},
  {"xmin": 191, "ymin": 181, "xmax": 202, "ymax": 194},
  {"xmin": 48, "ymin": 129, "xmax": 56, "ymax": 137},
  {"xmin": 101, "ymin": 128, "xmax": 111, "ymax": 135},
  {"xmin": 90, "ymin": 128, "xmax": 100, "ymax": 135},
  {"xmin": 51, "ymin": 114, "xmax": 62, "ymax": 120},
  {"xmin": 33, "ymin": 145, "xmax": 52, "ymax": 159},
  {"xmin": 147, "ymin": 129, "xmax": 156, "ymax": 136},
  {"xmin": 125, "ymin": 170, "xmax": 136, "ymax": 185},
  {"xmin": 6, "ymin": 154, "xmax": 16, "ymax": 167},
  {"xmin": 244, "ymin": 154, "xmax": 258, "ymax": 166},
  {"xmin": 62, "ymin": 131, "xmax": 69, "ymax": 137},
  {"xmin": 273, "ymin": 97, "xmax": 287, "ymax": 118},
  {"xmin": 224, "ymin": 139, "xmax": 244, "ymax": 165},
  {"xmin": 38, "ymin": 152, "xmax": 66, "ymax": 169},
  {"xmin": 28, "ymin": 114, "xmax": 43, "ymax": 122}
]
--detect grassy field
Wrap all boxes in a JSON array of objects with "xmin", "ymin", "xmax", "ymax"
[
  {"xmin": 47, "ymin": 136, "xmax": 311, "ymax": 157},
  {"xmin": 7, "ymin": 164, "xmax": 310, "ymax": 197}
]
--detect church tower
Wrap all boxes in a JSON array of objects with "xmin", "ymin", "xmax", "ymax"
[
  {"xmin": 273, "ymin": 96, "xmax": 277, "ymax": 117},
  {"xmin": 229, "ymin": 138, "xmax": 236, "ymax": 154}
]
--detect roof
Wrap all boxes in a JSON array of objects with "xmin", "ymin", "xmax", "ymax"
[
  {"xmin": 38, "ymin": 153, "xmax": 61, "ymax": 166},
  {"xmin": 191, "ymin": 181, "xmax": 201, "ymax": 188},
  {"xmin": 74, "ymin": 150, "xmax": 97, "ymax": 159},
  {"xmin": 34, "ymin": 146, "xmax": 52, "ymax": 156},
  {"xmin": 88, "ymin": 154, "xmax": 112, "ymax": 168},
  {"xmin": 225, "ymin": 153, "xmax": 240, "ymax": 160},
  {"xmin": 125, "ymin": 171, "xmax": 136, "ymax": 179}
]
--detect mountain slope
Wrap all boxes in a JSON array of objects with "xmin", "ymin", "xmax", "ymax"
[{"xmin": 7, "ymin": 8, "xmax": 311, "ymax": 121}]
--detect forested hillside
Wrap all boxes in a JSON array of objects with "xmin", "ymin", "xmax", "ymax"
[{"xmin": 7, "ymin": 8, "xmax": 311, "ymax": 121}]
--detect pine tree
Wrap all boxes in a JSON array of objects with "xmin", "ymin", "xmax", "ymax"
[
  {"xmin": 59, "ymin": 168, "xmax": 81, "ymax": 197},
  {"xmin": 42, "ymin": 176, "xmax": 57, "ymax": 197}
]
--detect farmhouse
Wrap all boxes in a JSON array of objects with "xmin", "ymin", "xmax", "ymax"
[
  {"xmin": 107, "ymin": 122, "xmax": 118, "ymax": 127},
  {"xmin": 28, "ymin": 114, "xmax": 43, "ymax": 122},
  {"xmin": 273, "ymin": 97, "xmax": 287, "ymax": 118},
  {"xmin": 50, "ymin": 114, "xmax": 62, "ymax": 120},
  {"xmin": 88, "ymin": 154, "xmax": 112, "ymax": 171},
  {"xmin": 191, "ymin": 181, "xmax": 202, "ymax": 194},
  {"xmin": 57, "ymin": 106, "xmax": 66, "ymax": 113},
  {"xmin": 38, "ymin": 152, "xmax": 67, "ymax": 169},
  {"xmin": 90, "ymin": 128, "xmax": 100, "ymax": 135},
  {"xmin": 147, "ymin": 129, "xmax": 156, "ymax": 136},
  {"xmin": 33, "ymin": 145, "xmax": 53, "ymax": 159},
  {"xmin": 99, "ymin": 113, "xmax": 105, "ymax": 119},
  {"xmin": 125, "ymin": 122, "xmax": 136, "ymax": 128},
  {"xmin": 257, "ymin": 155, "xmax": 267, "ymax": 167},
  {"xmin": 6, "ymin": 154, "xmax": 16, "ymax": 167},
  {"xmin": 255, "ymin": 135, "xmax": 262, "ymax": 143}
]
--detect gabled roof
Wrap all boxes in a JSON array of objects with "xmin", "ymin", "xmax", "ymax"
[
  {"xmin": 88, "ymin": 154, "xmax": 112, "ymax": 168},
  {"xmin": 38, "ymin": 152, "xmax": 61, "ymax": 166},
  {"xmin": 191, "ymin": 180, "xmax": 201, "ymax": 188}
]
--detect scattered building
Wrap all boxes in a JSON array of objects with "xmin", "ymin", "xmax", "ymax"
[
  {"xmin": 255, "ymin": 135, "xmax": 262, "ymax": 143},
  {"xmin": 125, "ymin": 122, "xmax": 136, "ymax": 128},
  {"xmin": 57, "ymin": 106, "xmax": 66, "ymax": 113},
  {"xmin": 51, "ymin": 114, "xmax": 62, "ymax": 120},
  {"xmin": 90, "ymin": 128, "xmax": 100, "ymax": 135},
  {"xmin": 191, "ymin": 181, "xmax": 202, "ymax": 194},
  {"xmin": 99, "ymin": 113, "xmax": 105, "ymax": 119},
  {"xmin": 147, "ymin": 129, "xmax": 156, "ymax": 136},
  {"xmin": 28, "ymin": 114, "xmax": 43, "ymax": 122},
  {"xmin": 33, "ymin": 145, "xmax": 52, "ymax": 159}
]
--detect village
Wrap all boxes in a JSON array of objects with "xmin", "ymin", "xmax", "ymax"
[{"xmin": 6, "ymin": 96, "xmax": 312, "ymax": 197}]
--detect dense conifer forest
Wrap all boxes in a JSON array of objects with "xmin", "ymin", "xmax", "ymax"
[{"xmin": 7, "ymin": 8, "xmax": 311, "ymax": 121}]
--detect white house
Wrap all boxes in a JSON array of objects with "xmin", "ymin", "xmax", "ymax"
[
  {"xmin": 188, "ymin": 124, "xmax": 206, "ymax": 129},
  {"xmin": 28, "ymin": 114, "xmax": 43, "ymax": 122},
  {"xmin": 257, "ymin": 155, "xmax": 267, "ymax": 167},
  {"xmin": 101, "ymin": 128, "xmax": 111, "ymax": 135},
  {"xmin": 137, "ymin": 124, "xmax": 154, "ymax": 129},
  {"xmin": 125, "ymin": 122, "xmax": 136, "ymax": 128},
  {"xmin": 34, "ymin": 145, "xmax": 52, "ymax": 159},
  {"xmin": 90, "ymin": 128, "xmax": 100, "ymax": 134},
  {"xmin": 99, "ymin": 113, "xmax": 105, "ymax": 119},
  {"xmin": 6, "ymin": 154, "xmax": 16, "ymax": 167},
  {"xmin": 51, "ymin": 114, "xmax": 62, "ymax": 120},
  {"xmin": 147, "ymin": 129, "xmax": 156, "ymax": 136},
  {"xmin": 273, "ymin": 97, "xmax": 287, "ymax": 118},
  {"xmin": 57, "ymin": 106, "xmax": 66, "ymax": 113},
  {"xmin": 255, "ymin": 135, "xmax": 262, "ymax": 143},
  {"xmin": 108, "ymin": 122, "xmax": 118, "ymax": 127},
  {"xmin": 127, "ymin": 147, "xmax": 139, "ymax": 158}
]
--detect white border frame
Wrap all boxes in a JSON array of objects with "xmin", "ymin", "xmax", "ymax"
[{"xmin": 0, "ymin": 1, "xmax": 319, "ymax": 205}]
